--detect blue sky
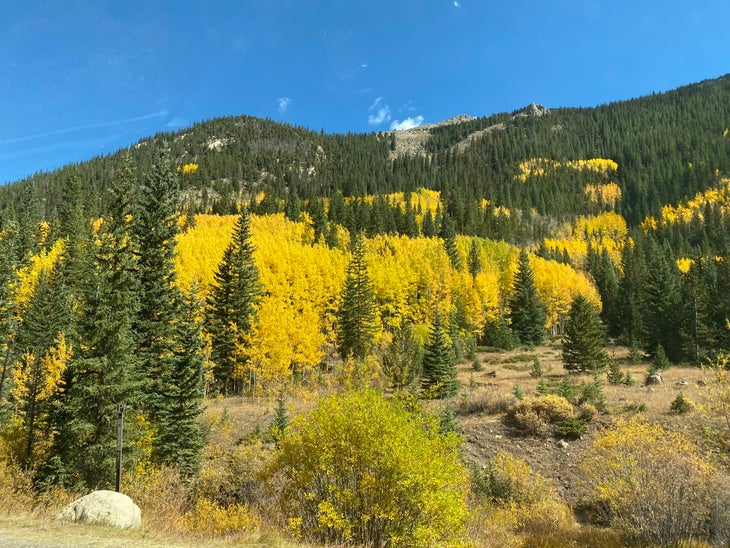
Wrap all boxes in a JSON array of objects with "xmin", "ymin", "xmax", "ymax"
[{"xmin": 1, "ymin": 0, "xmax": 728, "ymax": 183}]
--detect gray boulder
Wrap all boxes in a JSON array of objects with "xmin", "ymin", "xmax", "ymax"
[
  {"xmin": 57, "ymin": 490, "xmax": 141, "ymax": 529},
  {"xmin": 646, "ymin": 373, "xmax": 663, "ymax": 385}
]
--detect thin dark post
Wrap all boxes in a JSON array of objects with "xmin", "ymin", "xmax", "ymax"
[{"xmin": 116, "ymin": 403, "xmax": 125, "ymax": 492}]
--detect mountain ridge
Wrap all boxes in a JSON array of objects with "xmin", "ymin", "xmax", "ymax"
[{"xmin": 1, "ymin": 73, "xmax": 729, "ymax": 233}]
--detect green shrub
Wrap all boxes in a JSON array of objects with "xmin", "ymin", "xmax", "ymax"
[
  {"xmin": 509, "ymin": 395, "xmax": 574, "ymax": 435},
  {"xmin": 554, "ymin": 417, "xmax": 588, "ymax": 440},
  {"xmin": 265, "ymin": 390, "xmax": 469, "ymax": 547},
  {"xmin": 670, "ymin": 393, "xmax": 693, "ymax": 414}
]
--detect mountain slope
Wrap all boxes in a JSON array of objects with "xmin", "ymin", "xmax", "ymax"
[{"xmin": 1, "ymin": 74, "xmax": 729, "ymax": 231}]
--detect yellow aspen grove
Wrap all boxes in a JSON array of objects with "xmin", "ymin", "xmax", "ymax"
[
  {"xmin": 175, "ymin": 214, "xmax": 237, "ymax": 292},
  {"xmin": 543, "ymin": 212, "xmax": 627, "ymax": 268},
  {"xmin": 175, "ymin": 213, "xmax": 600, "ymax": 390},
  {"xmin": 517, "ymin": 157, "xmax": 618, "ymax": 181}
]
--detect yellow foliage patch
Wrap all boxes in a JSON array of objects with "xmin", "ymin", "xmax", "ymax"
[
  {"xmin": 12, "ymin": 239, "xmax": 66, "ymax": 309},
  {"xmin": 584, "ymin": 182, "xmax": 622, "ymax": 208},
  {"xmin": 176, "ymin": 214, "xmax": 602, "ymax": 389},
  {"xmin": 643, "ymin": 177, "xmax": 730, "ymax": 230},
  {"xmin": 183, "ymin": 498, "xmax": 259, "ymax": 537},
  {"xmin": 543, "ymin": 211, "xmax": 627, "ymax": 269},
  {"xmin": 517, "ymin": 157, "xmax": 618, "ymax": 181},
  {"xmin": 177, "ymin": 163, "xmax": 199, "ymax": 174},
  {"xmin": 677, "ymin": 257, "xmax": 694, "ymax": 274}
]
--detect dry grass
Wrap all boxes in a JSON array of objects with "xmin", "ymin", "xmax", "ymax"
[
  {"xmin": 463, "ymin": 341, "xmax": 711, "ymax": 425},
  {"xmin": 0, "ymin": 341, "xmax": 725, "ymax": 547},
  {"xmin": 0, "ymin": 511, "xmax": 303, "ymax": 548}
]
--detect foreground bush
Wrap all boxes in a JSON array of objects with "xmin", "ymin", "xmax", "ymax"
[
  {"xmin": 508, "ymin": 394, "xmax": 575, "ymax": 435},
  {"xmin": 581, "ymin": 417, "xmax": 729, "ymax": 546},
  {"xmin": 265, "ymin": 389, "xmax": 469, "ymax": 547},
  {"xmin": 470, "ymin": 452, "xmax": 576, "ymax": 547}
]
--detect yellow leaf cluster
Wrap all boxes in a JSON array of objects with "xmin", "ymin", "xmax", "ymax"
[
  {"xmin": 175, "ymin": 214, "xmax": 238, "ymax": 291},
  {"xmin": 584, "ymin": 182, "xmax": 622, "ymax": 208},
  {"xmin": 268, "ymin": 390, "xmax": 469, "ymax": 547},
  {"xmin": 12, "ymin": 239, "xmax": 65, "ymax": 308},
  {"xmin": 472, "ymin": 452, "xmax": 576, "ymax": 546},
  {"xmin": 183, "ymin": 498, "xmax": 259, "ymax": 537},
  {"xmin": 580, "ymin": 416, "xmax": 718, "ymax": 544},
  {"xmin": 566, "ymin": 158, "xmax": 618, "ymax": 174},
  {"xmin": 3, "ymin": 334, "xmax": 71, "ymax": 464},
  {"xmin": 177, "ymin": 163, "xmax": 199, "ymax": 174},
  {"xmin": 676, "ymin": 257, "xmax": 694, "ymax": 274},
  {"xmin": 493, "ymin": 205, "xmax": 511, "ymax": 217}
]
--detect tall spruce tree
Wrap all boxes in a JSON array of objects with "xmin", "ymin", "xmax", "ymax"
[
  {"xmin": 0, "ymin": 229, "xmax": 19, "ymax": 405},
  {"xmin": 41, "ymin": 157, "xmax": 144, "ymax": 489},
  {"xmin": 133, "ymin": 147, "xmax": 183, "ymax": 417},
  {"xmin": 154, "ymin": 284, "xmax": 205, "ymax": 478},
  {"xmin": 508, "ymin": 249, "xmax": 546, "ymax": 346},
  {"xmin": 421, "ymin": 309, "xmax": 459, "ymax": 399},
  {"xmin": 381, "ymin": 322, "xmax": 422, "ymax": 391},
  {"xmin": 643, "ymin": 243, "xmax": 683, "ymax": 362},
  {"xmin": 206, "ymin": 207, "xmax": 261, "ymax": 395},
  {"xmin": 336, "ymin": 233, "xmax": 379, "ymax": 360},
  {"xmin": 440, "ymin": 214, "xmax": 462, "ymax": 271},
  {"xmin": 562, "ymin": 295, "xmax": 608, "ymax": 373},
  {"xmin": 467, "ymin": 238, "xmax": 483, "ymax": 278}
]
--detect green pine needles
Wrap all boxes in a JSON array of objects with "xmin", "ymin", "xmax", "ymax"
[
  {"xmin": 508, "ymin": 250, "xmax": 546, "ymax": 346},
  {"xmin": 336, "ymin": 233, "xmax": 379, "ymax": 361},
  {"xmin": 421, "ymin": 310, "xmax": 459, "ymax": 399}
]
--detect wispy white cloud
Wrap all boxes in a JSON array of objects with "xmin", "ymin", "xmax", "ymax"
[
  {"xmin": 368, "ymin": 97, "xmax": 391, "ymax": 126},
  {"xmin": 0, "ymin": 110, "xmax": 168, "ymax": 146},
  {"xmin": 453, "ymin": 1, "xmax": 461, "ymax": 7},
  {"xmin": 390, "ymin": 116, "xmax": 425, "ymax": 131},
  {"xmin": 277, "ymin": 97, "xmax": 292, "ymax": 113}
]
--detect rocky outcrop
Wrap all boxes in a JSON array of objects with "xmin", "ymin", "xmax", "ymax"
[{"xmin": 57, "ymin": 490, "xmax": 141, "ymax": 530}]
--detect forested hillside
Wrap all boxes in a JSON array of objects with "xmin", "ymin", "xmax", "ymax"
[
  {"xmin": 3, "ymin": 74, "xmax": 730, "ymax": 231},
  {"xmin": 1, "ymin": 74, "xmax": 730, "ymax": 547}
]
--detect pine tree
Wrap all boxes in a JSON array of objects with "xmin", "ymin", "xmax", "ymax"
[
  {"xmin": 467, "ymin": 239, "xmax": 482, "ymax": 278},
  {"xmin": 0, "ymin": 230, "xmax": 19, "ymax": 404},
  {"xmin": 41, "ymin": 159, "xmax": 144, "ymax": 489},
  {"xmin": 206, "ymin": 207, "xmax": 261, "ymax": 395},
  {"xmin": 606, "ymin": 357, "xmax": 626, "ymax": 385},
  {"xmin": 153, "ymin": 285, "xmax": 205, "ymax": 478},
  {"xmin": 508, "ymin": 250, "xmax": 546, "ymax": 346},
  {"xmin": 652, "ymin": 343, "xmax": 670, "ymax": 371},
  {"xmin": 440, "ymin": 215, "xmax": 462, "ymax": 270},
  {"xmin": 421, "ymin": 310, "xmax": 459, "ymax": 399},
  {"xmin": 422, "ymin": 210, "xmax": 437, "ymax": 238},
  {"xmin": 336, "ymin": 234, "xmax": 379, "ymax": 360},
  {"xmin": 643, "ymin": 244, "xmax": 683, "ymax": 363},
  {"xmin": 269, "ymin": 391, "xmax": 290, "ymax": 443},
  {"xmin": 133, "ymin": 146, "xmax": 184, "ymax": 416},
  {"xmin": 562, "ymin": 295, "xmax": 608, "ymax": 373}
]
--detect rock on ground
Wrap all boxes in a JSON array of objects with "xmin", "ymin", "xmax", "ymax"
[{"xmin": 56, "ymin": 490, "xmax": 141, "ymax": 530}]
